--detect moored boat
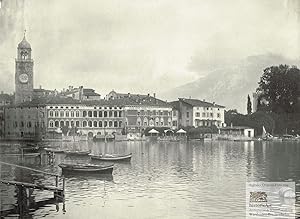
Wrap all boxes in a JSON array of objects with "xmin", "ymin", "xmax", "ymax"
[
  {"xmin": 44, "ymin": 148, "xmax": 65, "ymax": 153},
  {"xmin": 58, "ymin": 163, "xmax": 114, "ymax": 174},
  {"xmin": 64, "ymin": 150, "xmax": 91, "ymax": 156},
  {"xmin": 90, "ymin": 153, "xmax": 132, "ymax": 162}
]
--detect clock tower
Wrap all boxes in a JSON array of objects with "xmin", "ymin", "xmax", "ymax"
[{"xmin": 15, "ymin": 33, "xmax": 34, "ymax": 104}]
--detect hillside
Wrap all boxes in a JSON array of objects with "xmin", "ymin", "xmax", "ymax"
[{"xmin": 160, "ymin": 54, "xmax": 297, "ymax": 113}]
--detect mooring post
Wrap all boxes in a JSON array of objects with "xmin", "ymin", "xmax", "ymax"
[
  {"xmin": 62, "ymin": 176, "xmax": 65, "ymax": 194},
  {"xmin": 21, "ymin": 148, "xmax": 24, "ymax": 161},
  {"xmin": 55, "ymin": 175, "xmax": 58, "ymax": 187}
]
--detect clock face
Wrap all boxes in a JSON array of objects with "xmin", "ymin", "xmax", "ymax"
[{"xmin": 19, "ymin": 73, "xmax": 29, "ymax": 83}]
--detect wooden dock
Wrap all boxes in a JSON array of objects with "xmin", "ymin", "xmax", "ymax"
[
  {"xmin": 0, "ymin": 161, "xmax": 65, "ymax": 199},
  {"xmin": 0, "ymin": 179, "xmax": 63, "ymax": 193}
]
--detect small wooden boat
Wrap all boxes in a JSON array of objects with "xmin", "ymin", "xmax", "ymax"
[
  {"xmin": 90, "ymin": 153, "xmax": 132, "ymax": 162},
  {"xmin": 21, "ymin": 146, "xmax": 39, "ymax": 153},
  {"xmin": 2, "ymin": 153, "xmax": 41, "ymax": 158},
  {"xmin": 58, "ymin": 163, "xmax": 114, "ymax": 174},
  {"xmin": 44, "ymin": 148, "xmax": 65, "ymax": 153},
  {"xmin": 64, "ymin": 150, "xmax": 91, "ymax": 156}
]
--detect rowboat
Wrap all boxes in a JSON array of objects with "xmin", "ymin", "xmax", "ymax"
[
  {"xmin": 44, "ymin": 148, "xmax": 65, "ymax": 153},
  {"xmin": 1, "ymin": 153, "xmax": 41, "ymax": 158},
  {"xmin": 90, "ymin": 153, "xmax": 132, "ymax": 162},
  {"xmin": 58, "ymin": 163, "xmax": 114, "ymax": 174},
  {"xmin": 64, "ymin": 150, "xmax": 91, "ymax": 156}
]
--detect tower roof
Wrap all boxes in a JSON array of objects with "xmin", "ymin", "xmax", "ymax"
[{"xmin": 18, "ymin": 36, "xmax": 31, "ymax": 49}]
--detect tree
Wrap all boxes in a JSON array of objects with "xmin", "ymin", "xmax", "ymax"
[
  {"xmin": 257, "ymin": 65, "xmax": 300, "ymax": 113},
  {"xmin": 247, "ymin": 94, "xmax": 252, "ymax": 115}
]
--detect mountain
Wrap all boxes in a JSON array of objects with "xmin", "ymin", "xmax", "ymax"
[{"xmin": 160, "ymin": 54, "xmax": 298, "ymax": 113}]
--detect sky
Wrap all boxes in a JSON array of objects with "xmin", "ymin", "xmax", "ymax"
[{"xmin": 0, "ymin": 0, "xmax": 299, "ymax": 97}]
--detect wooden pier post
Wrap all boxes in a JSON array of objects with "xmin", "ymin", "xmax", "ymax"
[{"xmin": 55, "ymin": 176, "xmax": 58, "ymax": 187}]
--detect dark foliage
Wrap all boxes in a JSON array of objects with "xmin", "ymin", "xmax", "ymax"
[
  {"xmin": 257, "ymin": 65, "xmax": 300, "ymax": 113},
  {"xmin": 247, "ymin": 94, "xmax": 252, "ymax": 115}
]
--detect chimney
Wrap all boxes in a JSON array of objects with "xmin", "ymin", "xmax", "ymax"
[
  {"xmin": 153, "ymin": 93, "xmax": 156, "ymax": 98},
  {"xmin": 203, "ymin": 99, "xmax": 205, "ymax": 102},
  {"xmin": 189, "ymin": 96, "xmax": 191, "ymax": 99},
  {"xmin": 147, "ymin": 93, "xmax": 150, "ymax": 97},
  {"xmin": 39, "ymin": 85, "xmax": 42, "ymax": 89},
  {"xmin": 128, "ymin": 93, "xmax": 131, "ymax": 97}
]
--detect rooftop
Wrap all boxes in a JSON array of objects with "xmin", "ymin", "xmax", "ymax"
[
  {"xmin": 18, "ymin": 36, "xmax": 31, "ymax": 49},
  {"xmin": 6, "ymin": 95, "xmax": 171, "ymax": 108},
  {"xmin": 179, "ymin": 98, "xmax": 225, "ymax": 108},
  {"xmin": 220, "ymin": 126, "xmax": 254, "ymax": 130}
]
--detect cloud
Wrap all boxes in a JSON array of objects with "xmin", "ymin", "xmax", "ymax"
[{"xmin": 0, "ymin": 0, "xmax": 299, "ymax": 96}]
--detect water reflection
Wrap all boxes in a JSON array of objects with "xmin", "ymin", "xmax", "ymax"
[{"xmin": 0, "ymin": 140, "xmax": 299, "ymax": 218}]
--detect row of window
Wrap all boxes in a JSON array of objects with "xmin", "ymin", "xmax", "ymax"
[
  {"xmin": 136, "ymin": 121, "xmax": 172, "ymax": 127},
  {"xmin": 196, "ymin": 107, "xmax": 220, "ymax": 111},
  {"xmin": 49, "ymin": 106, "xmax": 122, "ymax": 110},
  {"xmin": 136, "ymin": 111, "xmax": 171, "ymax": 116},
  {"xmin": 48, "ymin": 110, "xmax": 123, "ymax": 118},
  {"xmin": 8, "ymin": 121, "xmax": 45, "ymax": 129},
  {"xmin": 49, "ymin": 120, "xmax": 123, "ymax": 128},
  {"xmin": 195, "ymin": 112, "xmax": 221, "ymax": 118}
]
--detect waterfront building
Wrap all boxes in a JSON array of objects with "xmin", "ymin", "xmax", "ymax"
[
  {"xmin": 219, "ymin": 126, "xmax": 255, "ymax": 139},
  {"xmin": 170, "ymin": 101, "xmax": 179, "ymax": 129},
  {"xmin": 0, "ymin": 92, "xmax": 13, "ymax": 138},
  {"xmin": 4, "ymin": 95, "xmax": 173, "ymax": 140},
  {"xmin": 171, "ymin": 98, "xmax": 225, "ymax": 128}
]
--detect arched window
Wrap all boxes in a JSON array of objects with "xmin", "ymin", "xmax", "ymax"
[
  {"xmin": 55, "ymin": 110, "xmax": 59, "ymax": 117},
  {"xmin": 160, "ymin": 118, "xmax": 164, "ymax": 126},
  {"xmin": 83, "ymin": 111, "xmax": 87, "ymax": 117},
  {"xmin": 49, "ymin": 110, "xmax": 54, "ymax": 117},
  {"xmin": 55, "ymin": 121, "xmax": 59, "ymax": 127},
  {"xmin": 104, "ymin": 111, "xmax": 107, "ymax": 117},
  {"xmin": 93, "ymin": 111, "xmax": 97, "ymax": 117},
  {"xmin": 109, "ymin": 121, "xmax": 113, "ymax": 127},
  {"xmin": 109, "ymin": 111, "xmax": 112, "ymax": 117},
  {"xmin": 114, "ymin": 121, "xmax": 118, "ymax": 127},
  {"xmin": 88, "ymin": 111, "xmax": 92, "ymax": 117},
  {"xmin": 143, "ymin": 117, "xmax": 148, "ymax": 126},
  {"xmin": 93, "ymin": 121, "xmax": 98, "ymax": 127},
  {"xmin": 119, "ymin": 121, "xmax": 122, "ymax": 127},
  {"xmin": 83, "ymin": 121, "xmax": 87, "ymax": 127},
  {"xmin": 114, "ymin": 111, "xmax": 118, "ymax": 117},
  {"xmin": 137, "ymin": 117, "xmax": 142, "ymax": 126},
  {"xmin": 60, "ymin": 111, "xmax": 64, "ymax": 117},
  {"xmin": 99, "ymin": 121, "xmax": 103, "ymax": 127},
  {"xmin": 65, "ymin": 120, "xmax": 70, "ymax": 127},
  {"xmin": 20, "ymin": 121, "xmax": 24, "ymax": 127},
  {"xmin": 60, "ymin": 121, "xmax": 64, "ymax": 127},
  {"xmin": 119, "ymin": 111, "xmax": 122, "ymax": 117},
  {"xmin": 104, "ymin": 121, "xmax": 108, "ymax": 127},
  {"xmin": 76, "ymin": 121, "xmax": 80, "ymax": 127},
  {"xmin": 71, "ymin": 111, "xmax": 74, "ymax": 117},
  {"xmin": 99, "ymin": 111, "xmax": 103, "ymax": 117},
  {"xmin": 49, "ymin": 120, "xmax": 54, "ymax": 128},
  {"xmin": 88, "ymin": 121, "xmax": 92, "ymax": 127},
  {"xmin": 27, "ymin": 121, "xmax": 32, "ymax": 128},
  {"xmin": 65, "ymin": 111, "xmax": 69, "ymax": 117},
  {"xmin": 76, "ymin": 110, "xmax": 80, "ymax": 117}
]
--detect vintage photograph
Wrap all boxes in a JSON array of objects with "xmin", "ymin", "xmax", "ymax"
[{"xmin": 0, "ymin": 0, "xmax": 299, "ymax": 218}]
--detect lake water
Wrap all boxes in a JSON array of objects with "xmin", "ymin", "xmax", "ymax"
[{"xmin": 0, "ymin": 140, "xmax": 299, "ymax": 218}]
